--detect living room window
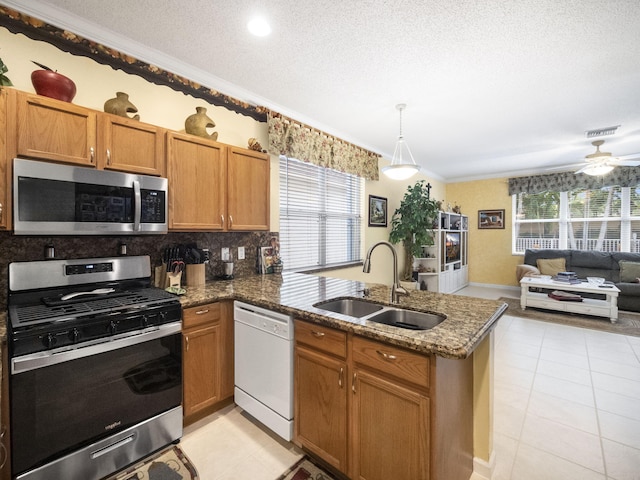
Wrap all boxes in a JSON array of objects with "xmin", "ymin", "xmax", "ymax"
[
  {"xmin": 279, "ymin": 156, "xmax": 362, "ymax": 271},
  {"xmin": 513, "ymin": 185, "xmax": 640, "ymax": 254}
]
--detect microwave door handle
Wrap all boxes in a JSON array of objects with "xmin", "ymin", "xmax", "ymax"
[{"xmin": 133, "ymin": 180, "xmax": 141, "ymax": 232}]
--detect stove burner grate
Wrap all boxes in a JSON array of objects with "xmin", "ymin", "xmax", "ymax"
[{"xmin": 10, "ymin": 288, "xmax": 178, "ymax": 327}]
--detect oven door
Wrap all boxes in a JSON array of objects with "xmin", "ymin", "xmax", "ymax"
[{"xmin": 10, "ymin": 326, "xmax": 182, "ymax": 477}]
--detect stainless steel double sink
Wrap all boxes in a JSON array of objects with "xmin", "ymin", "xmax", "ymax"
[{"xmin": 313, "ymin": 297, "xmax": 445, "ymax": 331}]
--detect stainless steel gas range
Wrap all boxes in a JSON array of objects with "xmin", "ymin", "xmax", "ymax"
[{"xmin": 7, "ymin": 256, "xmax": 183, "ymax": 480}]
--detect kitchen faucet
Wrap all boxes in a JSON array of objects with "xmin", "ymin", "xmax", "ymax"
[{"xmin": 363, "ymin": 241, "xmax": 408, "ymax": 304}]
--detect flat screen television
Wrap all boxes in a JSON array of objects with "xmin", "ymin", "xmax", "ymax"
[{"xmin": 445, "ymin": 232, "xmax": 461, "ymax": 263}]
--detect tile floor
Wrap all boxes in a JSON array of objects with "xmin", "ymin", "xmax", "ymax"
[{"xmin": 180, "ymin": 284, "xmax": 640, "ymax": 479}]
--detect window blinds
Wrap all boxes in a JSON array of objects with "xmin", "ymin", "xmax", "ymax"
[{"xmin": 279, "ymin": 156, "xmax": 362, "ymax": 270}]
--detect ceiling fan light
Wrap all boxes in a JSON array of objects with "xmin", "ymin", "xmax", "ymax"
[
  {"xmin": 582, "ymin": 164, "xmax": 614, "ymax": 176},
  {"xmin": 382, "ymin": 104, "xmax": 420, "ymax": 180}
]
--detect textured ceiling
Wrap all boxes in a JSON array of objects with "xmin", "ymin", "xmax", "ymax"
[{"xmin": 5, "ymin": 0, "xmax": 640, "ymax": 181}]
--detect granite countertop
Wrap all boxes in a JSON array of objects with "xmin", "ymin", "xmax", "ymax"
[
  {"xmin": 0, "ymin": 273, "xmax": 506, "ymax": 359},
  {"xmin": 178, "ymin": 272, "xmax": 507, "ymax": 359}
]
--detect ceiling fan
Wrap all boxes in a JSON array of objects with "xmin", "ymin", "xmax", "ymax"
[{"xmin": 573, "ymin": 140, "xmax": 640, "ymax": 176}]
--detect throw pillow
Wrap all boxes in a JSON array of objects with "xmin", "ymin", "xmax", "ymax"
[
  {"xmin": 536, "ymin": 258, "xmax": 566, "ymax": 276},
  {"xmin": 618, "ymin": 260, "xmax": 640, "ymax": 283}
]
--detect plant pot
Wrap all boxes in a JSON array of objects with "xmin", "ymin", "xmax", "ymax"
[{"xmin": 31, "ymin": 70, "xmax": 76, "ymax": 102}]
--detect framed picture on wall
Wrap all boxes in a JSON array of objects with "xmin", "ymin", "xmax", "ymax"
[
  {"xmin": 478, "ymin": 209, "xmax": 505, "ymax": 229},
  {"xmin": 368, "ymin": 195, "xmax": 388, "ymax": 227}
]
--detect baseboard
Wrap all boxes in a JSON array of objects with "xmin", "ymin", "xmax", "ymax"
[
  {"xmin": 471, "ymin": 451, "xmax": 495, "ymax": 480},
  {"xmin": 468, "ymin": 281, "xmax": 520, "ymax": 294}
]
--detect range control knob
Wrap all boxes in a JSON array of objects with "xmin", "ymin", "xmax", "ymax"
[
  {"xmin": 43, "ymin": 333, "xmax": 57, "ymax": 349},
  {"xmin": 142, "ymin": 315, "xmax": 149, "ymax": 327},
  {"xmin": 109, "ymin": 320, "xmax": 118, "ymax": 334},
  {"xmin": 69, "ymin": 328, "xmax": 80, "ymax": 343}
]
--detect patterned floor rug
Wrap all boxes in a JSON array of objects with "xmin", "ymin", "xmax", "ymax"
[
  {"xmin": 105, "ymin": 444, "xmax": 198, "ymax": 480},
  {"xmin": 499, "ymin": 296, "xmax": 640, "ymax": 337},
  {"xmin": 276, "ymin": 456, "xmax": 337, "ymax": 480}
]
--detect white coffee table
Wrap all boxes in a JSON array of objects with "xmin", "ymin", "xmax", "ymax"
[{"xmin": 520, "ymin": 276, "xmax": 620, "ymax": 323}]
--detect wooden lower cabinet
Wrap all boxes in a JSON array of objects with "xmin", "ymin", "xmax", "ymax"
[
  {"xmin": 294, "ymin": 346, "xmax": 348, "ymax": 472},
  {"xmin": 183, "ymin": 322, "xmax": 220, "ymax": 417},
  {"xmin": 182, "ymin": 301, "xmax": 234, "ymax": 425},
  {"xmin": 352, "ymin": 369, "xmax": 429, "ymax": 480},
  {"xmin": 294, "ymin": 320, "xmax": 473, "ymax": 480}
]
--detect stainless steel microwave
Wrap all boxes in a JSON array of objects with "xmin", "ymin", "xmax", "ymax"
[{"xmin": 13, "ymin": 158, "xmax": 168, "ymax": 235}]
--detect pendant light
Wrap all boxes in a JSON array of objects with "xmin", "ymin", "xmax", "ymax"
[{"xmin": 381, "ymin": 103, "xmax": 420, "ymax": 180}]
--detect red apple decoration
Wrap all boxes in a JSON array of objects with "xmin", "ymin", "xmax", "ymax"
[{"xmin": 31, "ymin": 65, "xmax": 76, "ymax": 102}]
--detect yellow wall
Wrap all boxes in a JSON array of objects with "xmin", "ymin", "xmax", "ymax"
[{"xmin": 447, "ymin": 177, "xmax": 521, "ymax": 287}]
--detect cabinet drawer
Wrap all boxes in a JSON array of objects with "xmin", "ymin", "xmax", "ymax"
[
  {"xmin": 183, "ymin": 302, "xmax": 221, "ymax": 329},
  {"xmin": 352, "ymin": 336, "xmax": 429, "ymax": 389},
  {"xmin": 295, "ymin": 320, "xmax": 347, "ymax": 359}
]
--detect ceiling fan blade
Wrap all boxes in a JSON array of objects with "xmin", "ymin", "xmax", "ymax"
[
  {"xmin": 544, "ymin": 163, "xmax": 586, "ymax": 172},
  {"xmin": 574, "ymin": 165, "xmax": 592, "ymax": 174},
  {"xmin": 613, "ymin": 160, "xmax": 640, "ymax": 167}
]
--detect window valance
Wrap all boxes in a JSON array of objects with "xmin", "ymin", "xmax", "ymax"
[
  {"xmin": 267, "ymin": 112, "xmax": 380, "ymax": 181},
  {"xmin": 508, "ymin": 167, "xmax": 640, "ymax": 195}
]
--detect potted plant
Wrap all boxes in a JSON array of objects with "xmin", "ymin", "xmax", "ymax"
[
  {"xmin": 0, "ymin": 57, "xmax": 12, "ymax": 86},
  {"xmin": 389, "ymin": 180, "xmax": 440, "ymax": 281}
]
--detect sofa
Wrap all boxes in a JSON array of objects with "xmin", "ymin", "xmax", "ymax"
[{"xmin": 517, "ymin": 249, "xmax": 640, "ymax": 313}]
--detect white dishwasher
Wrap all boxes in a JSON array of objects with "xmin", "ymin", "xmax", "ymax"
[{"xmin": 234, "ymin": 301, "xmax": 294, "ymax": 441}]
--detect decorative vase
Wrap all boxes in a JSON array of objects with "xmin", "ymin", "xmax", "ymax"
[
  {"xmin": 185, "ymin": 107, "xmax": 218, "ymax": 141},
  {"xmin": 104, "ymin": 92, "xmax": 140, "ymax": 120},
  {"xmin": 31, "ymin": 70, "xmax": 76, "ymax": 102}
]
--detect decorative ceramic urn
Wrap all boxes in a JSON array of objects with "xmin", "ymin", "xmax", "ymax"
[
  {"xmin": 104, "ymin": 92, "xmax": 140, "ymax": 120},
  {"xmin": 185, "ymin": 107, "xmax": 218, "ymax": 141}
]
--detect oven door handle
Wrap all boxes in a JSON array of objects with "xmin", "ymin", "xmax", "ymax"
[{"xmin": 11, "ymin": 322, "xmax": 182, "ymax": 375}]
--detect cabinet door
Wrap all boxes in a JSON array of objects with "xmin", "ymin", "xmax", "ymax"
[
  {"xmin": 0, "ymin": 88, "xmax": 9, "ymax": 230},
  {"xmin": 294, "ymin": 345, "xmax": 348, "ymax": 472},
  {"xmin": 167, "ymin": 132, "xmax": 226, "ymax": 230},
  {"xmin": 227, "ymin": 147, "xmax": 269, "ymax": 231},
  {"xmin": 16, "ymin": 92, "xmax": 97, "ymax": 166},
  {"xmin": 352, "ymin": 369, "xmax": 430, "ymax": 480},
  {"xmin": 219, "ymin": 301, "xmax": 235, "ymax": 400},
  {"xmin": 98, "ymin": 114, "xmax": 165, "ymax": 176},
  {"xmin": 183, "ymin": 324, "xmax": 220, "ymax": 418}
]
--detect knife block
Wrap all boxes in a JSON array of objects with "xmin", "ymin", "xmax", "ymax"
[{"xmin": 185, "ymin": 264, "xmax": 205, "ymax": 287}]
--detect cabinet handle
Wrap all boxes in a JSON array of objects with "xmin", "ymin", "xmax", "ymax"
[
  {"xmin": 352, "ymin": 372, "xmax": 357, "ymax": 393},
  {"xmin": 377, "ymin": 350, "xmax": 398, "ymax": 361},
  {"xmin": 0, "ymin": 202, "xmax": 3, "ymax": 222},
  {"xmin": 338, "ymin": 367, "xmax": 344, "ymax": 388},
  {"xmin": 221, "ymin": 215, "xmax": 225, "ymax": 226},
  {"xmin": 185, "ymin": 335, "xmax": 189, "ymax": 351},
  {"xmin": 229, "ymin": 215, "xmax": 234, "ymax": 227},
  {"xmin": 311, "ymin": 331, "xmax": 325, "ymax": 338},
  {"xmin": 195, "ymin": 309, "xmax": 210, "ymax": 315},
  {"xmin": 106, "ymin": 148, "xmax": 111, "ymax": 165},
  {"xmin": 90, "ymin": 147, "xmax": 95, "ymax": 163}
]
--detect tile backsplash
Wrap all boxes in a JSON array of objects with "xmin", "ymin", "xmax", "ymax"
[{"xmin": 0, "ymin": 231, "xmax": 279, "ymax": 309}]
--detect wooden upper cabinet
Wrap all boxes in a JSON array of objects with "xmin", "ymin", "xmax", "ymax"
[
  {"xmin": 97, "ymin": 114, "xmax": 165, "ymax": 176},
  {"xmin": 0, "ymin": 88, "xmax": 9, "ymax": 230},
  {"xmin": 166, "ymin": 131, "xmax": 226, "ymax": 231},
  {"xmin": 227, "ymin": 147, "xmax": 270, "ymax": 231},
  {"xmin": 15, "ymin": 91, "xmax": 165, "ymax": 175},
  {"xmin": 16, "ymin": 91, "xmax": 97, "ymax": 166}
]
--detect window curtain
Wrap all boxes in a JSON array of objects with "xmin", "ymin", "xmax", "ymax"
[
  {"xmin": 267, "ymin": 111, "xmax": 380, "ymax": 181},
  {"xmin": 508, "ymin": 167, "xmax": 640, "ymax": 195}
]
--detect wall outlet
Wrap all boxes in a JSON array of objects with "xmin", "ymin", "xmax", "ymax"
[
  {"xmin": 221, "ymin": 247, "xmax": 230, "ymax": 261},
  {"xmin": 238, "ymin": 246, "xmax": 245, "ymax": 260}
]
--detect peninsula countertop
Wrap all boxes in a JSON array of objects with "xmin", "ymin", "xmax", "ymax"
[{"xmin": 177, "ymin": 272, "xmax": 507, "ymax": 359}]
